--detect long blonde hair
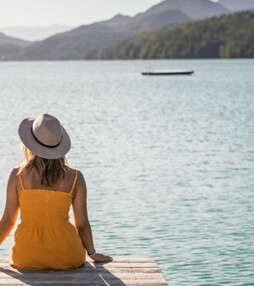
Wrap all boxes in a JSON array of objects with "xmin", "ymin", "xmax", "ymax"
[{"xmin": 18, "ymin": 145, "xmax": 68, "ymax": 186}]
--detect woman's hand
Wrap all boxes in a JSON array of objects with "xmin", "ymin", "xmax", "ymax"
[{"xmin": 90, "ymin": 252, "xmax": 113, "ymax": 262}]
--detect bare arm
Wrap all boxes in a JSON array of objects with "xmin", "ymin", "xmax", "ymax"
[
  {"xmin": 72, "ymin": 171, "xmax": 94, "ymax": 254},
  {"xmin": 0, "ymin": 168, "xmax": 19, "ymax": 245},
  {"xmin": 72, "ymin": 170, "xmax": 112, "ymax": 262}
]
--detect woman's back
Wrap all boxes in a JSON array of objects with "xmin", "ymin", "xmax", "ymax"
[
  {"xmin": 17, "ymin": 167, "xmax": 77, "ymax": 195},
  {"xmin": 10, "ymin": 167, "xmax": 86, "ymax": 270}
]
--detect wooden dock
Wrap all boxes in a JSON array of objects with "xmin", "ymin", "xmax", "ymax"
[{"xmin": 0, "ymin": 257, "xmax": 168, "ymax": 285}]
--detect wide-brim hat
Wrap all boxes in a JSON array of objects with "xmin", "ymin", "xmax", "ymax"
[{"xmin": 18, "ymin": 113, "xmax": 71, "ymax": 159}]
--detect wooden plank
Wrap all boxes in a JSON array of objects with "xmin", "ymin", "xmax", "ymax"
[
  {"xmin": 0, "ymin": 257, "xmax": 156, "ymax": 263},
  {"xmin": 0, "ymin": 257, "xmax": 168, "ymax": 285},
  {"xmin": 0, "ymin": 272, "xmax": 165, "ymax": 280},
  {"xmin": 110, "ymin": 258, "xmax": 156, "ymax": 263},
  {"xmin": 92, "ymin": 263, "xmax": 159, "ymax": 268},
  {"xmin": 0, "ymin": 262, "xmax": 159, "ymax": 269},
  {"xmin": 0, "ymin": 270, "xmax": 164, "ymax": 277},
  {"xmin": 0, "ymin": 266, "xmax": 161, "ymax": 274},
  {"xmin": 0, "ymin": 279, "xmax": 168, "ymax": 285}
]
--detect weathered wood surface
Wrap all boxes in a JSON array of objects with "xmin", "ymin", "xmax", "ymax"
[{"xmin": 0, "ymin": 257, "xmax": 168, "ymax": 285}]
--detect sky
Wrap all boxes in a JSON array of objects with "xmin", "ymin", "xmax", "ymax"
[{"xmin": 0, "ymin": 0, "xmax": 166, "ymax": 28}]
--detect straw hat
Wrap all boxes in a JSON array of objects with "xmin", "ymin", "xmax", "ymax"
[{"xmin": 18, "ymin": 113, "xmax": 71, "ymax": 159}]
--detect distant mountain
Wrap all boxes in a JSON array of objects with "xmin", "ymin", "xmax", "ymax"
[
  {"xmin": 19, "ymin": 24, "xmax": 128, "ymax": 60},
  {"xmin": 1, "ymin": 0, "xmax": 251, "ymax": 61},
  {"xmin": 0, "ymin": 25, "xmax": 73, "ymax": 41},
  {"xmin": 0, "ymin": 33, "xmax": 32, "ymax": 47},
  {"xmin": 0, "ymin": 44, "xmax": 23, "ymax": 60},
  {"xmin": 136, "ymin": 0, "xmax": 230, "ymax": 20},
  {"xmin": 94, "ymin": 11, "xmax": 254, "ymax": 59},
  {"xmin": 121, "ymin": 9, "xmax": 191, "ymax": 34},
  {"xmin": 99, "ymin": 14, "xmax": 132, "ymax": 27},
  {"xmin": 0, "ymin": 33, "xmax": 32, "ymax": 60},
  {"xmin": 219, "ymin": 0, "xmax": 254, "ymax": 12},
  {"xmin": 16, "ymin": 0, "xmax": 231, "ymax": 60},
  {"xmin": 0, "ymin": 33, "xmax": 33, "ymax": 60}
]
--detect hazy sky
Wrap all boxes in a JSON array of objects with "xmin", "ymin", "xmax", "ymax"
[{"xmin": 0, "ymin": 0, "xmax": 166, "ymax": 27}]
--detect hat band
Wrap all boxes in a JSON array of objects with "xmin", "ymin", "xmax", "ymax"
[{"xmin": 31, "ymin": 127, "xmax": 63, "ymax": 148}]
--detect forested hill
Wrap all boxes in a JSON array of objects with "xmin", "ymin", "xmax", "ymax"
[{"xmin": 85, "ymin": 11, "xmax": 254, "ymax": 60}]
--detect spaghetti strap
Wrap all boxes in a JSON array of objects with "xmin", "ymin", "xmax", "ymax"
[
  {"xmin": 18, "ymin": 166, "xmax": 24, "ymax": 190},
  {"xmin": 70, "ymin": 169, "xmax": 77, "ymax": 195}
]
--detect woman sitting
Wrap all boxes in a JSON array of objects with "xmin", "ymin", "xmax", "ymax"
[{"xmin": 0, "ymin": 113, "xmax": 112, "ymax": 270}]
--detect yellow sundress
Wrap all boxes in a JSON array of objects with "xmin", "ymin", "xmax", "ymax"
[{"xmin": 9, "ymin": 169, "xmax": 86, "ymax": 270}]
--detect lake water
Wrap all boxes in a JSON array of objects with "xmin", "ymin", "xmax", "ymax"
[{"xmin": 0, "ymin": 60, "xmax": 253, "ymax": 285}]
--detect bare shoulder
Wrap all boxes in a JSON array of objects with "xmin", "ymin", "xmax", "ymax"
[
  {"xmin": 6, "ymin": 167, "xmax": 20, "ymax": 191},
  {"xmin": 76, "ymin": 169, "xmax": 86, "ymax": 189},
  {"xmin": 65, "ymin": 167, "xmax": 86, "ymax": 189},
  {"xmin": 73, "ymin": 169, "xmax": 87, "ymax": 198},
  {"xmin": 8, "ymin": 167, "xmax": 19, "ymax": 182}
]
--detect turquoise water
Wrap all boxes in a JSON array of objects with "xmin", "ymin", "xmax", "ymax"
[{"xmin": 0, "ymin": 60, "xmax": 253, "ymax": 285}]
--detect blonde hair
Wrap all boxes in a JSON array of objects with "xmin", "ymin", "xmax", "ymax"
[{"xmin": 18, "ymin": 145, "xmax": 68, "ymax": 186}]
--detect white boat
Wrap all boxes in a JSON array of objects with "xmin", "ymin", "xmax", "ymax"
[{"xmin": 142, "ymin": 69, "xmax": 194, "ymax": 76}]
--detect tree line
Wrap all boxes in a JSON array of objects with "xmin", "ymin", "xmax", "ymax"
[{"xmin": 83, "ymin": 11, "xmax": 254, "ymax": 59}]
